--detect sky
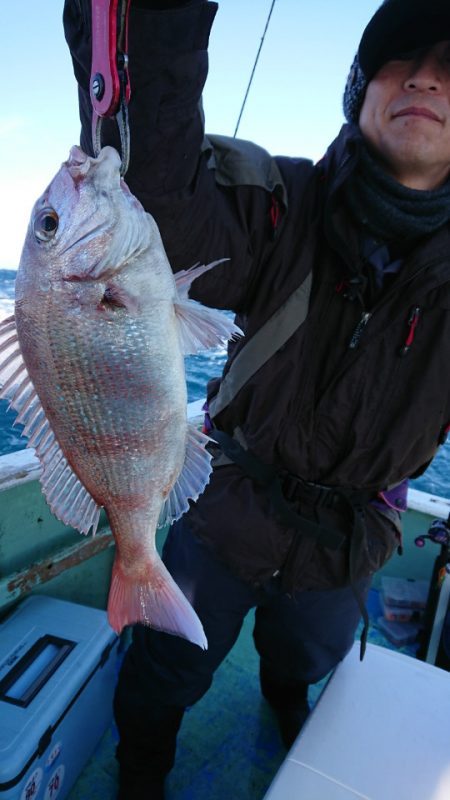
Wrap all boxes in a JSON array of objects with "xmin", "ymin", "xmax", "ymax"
[{"xmin": 1, "ymin": 0, "xmax": 382, "ymax": 270}]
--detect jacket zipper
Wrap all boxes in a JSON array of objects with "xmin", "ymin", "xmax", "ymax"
[
  {"xmin": 348, "ymin": 311, "xmax": 371, "ymax": 349},
  {"xmin": 342, "ymin": 254, "xmax": 447, "ymax": 357}
]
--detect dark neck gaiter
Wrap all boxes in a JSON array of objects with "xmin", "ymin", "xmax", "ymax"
[{"xmin": 344, "ymin": 146, "xmax": 450, "ymax": 243}]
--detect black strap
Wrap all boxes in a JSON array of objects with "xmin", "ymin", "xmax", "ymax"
[
  {"xmin": 348, "ymin": 504, "xmax": 370, "ymax": 661},
  {"xmin": 207, "ymin": 271, "xmax": 313, "ymax": 419},
  {"xmin": 211, "ymin": 429, "xmax": 345, "ymax": 550},
  {"xmin": 211, "ymin": 428, "xmax": 371, "ymax": 659}
]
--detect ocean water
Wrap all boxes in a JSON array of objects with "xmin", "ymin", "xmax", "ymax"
[{"xmin": 0, "ymin": 268, "xmax": 448, "ymax": 499}]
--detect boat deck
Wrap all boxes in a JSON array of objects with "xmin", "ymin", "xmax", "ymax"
[{"xmin": 67, "ymin": 590, "xmax": 416, "ymax": 800}]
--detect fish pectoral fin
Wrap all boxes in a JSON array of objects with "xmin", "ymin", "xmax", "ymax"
[
  {"xmin": 158, "ymin": 423, "xmax": 212, "ymax": 528},
  {"xmin": 0, "ymin": 315, "xmax": 101, "ymax": 536},
  {"xmin": 174, "ymin": 261, "xmax": 241, "ymax": 355},
  {"xmin": 174, "ymin": 260, "xmax": 229, "ymax": 301},
  {"xmin": 107, "ymin": 553, "xmax": 208, "ymax": 649},
  {"xmin": 174, "ymin": 298, "xmax": 242, "ymax": 355}
]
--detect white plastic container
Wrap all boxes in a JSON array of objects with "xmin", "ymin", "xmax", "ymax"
[
  {"xmin": 380, "ymin": 576, "xmax": 429, "ymax": 609},
  {"xmin": 264, "ymin": 642, "xmax": 450, "ymax": 800},
  {"xmin": 0, "ymin": 595, "xmax": 119, "ymax": 800},
  {"xmin": 379, "ymin": 592, "xmax": 423, "ymax": 623}
]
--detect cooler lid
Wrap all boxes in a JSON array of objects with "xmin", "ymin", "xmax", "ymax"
[{"xmin": 0, "ymin": 595, "xmax": 118, "ymax": 786}]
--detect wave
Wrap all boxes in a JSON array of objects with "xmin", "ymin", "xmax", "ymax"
[
  {"xmin": 0, "ymin": 297, "xmax": 14, "ymax": 319},
  {"xmin": 0, "ymin": 269, "xmax": 16, "ymax": 320}
]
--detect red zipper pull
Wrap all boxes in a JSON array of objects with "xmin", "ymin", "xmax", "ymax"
[
  {"xmin": 269, "ymin": 195, "xmax": 281, "ymax": 239},
  {"xmin": 399, "ymin": 306, "xmax": 421, "ymax": 357}
]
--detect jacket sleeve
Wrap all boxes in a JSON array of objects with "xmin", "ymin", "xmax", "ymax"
[{"xmin": 63, "ymin": 0, "xmax": 277, "ymax": 312}]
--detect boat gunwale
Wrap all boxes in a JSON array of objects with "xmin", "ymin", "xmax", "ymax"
[{"xmin": 0, "ymin": 398, "xmax": 447, "ymax": 518}]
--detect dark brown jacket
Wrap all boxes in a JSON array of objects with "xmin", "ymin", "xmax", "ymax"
[{"xmin": 64, "ymin": 0, "xmax": 450, "ymax": 590}]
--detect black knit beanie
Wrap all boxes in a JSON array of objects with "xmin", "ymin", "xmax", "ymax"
[{"xmin": 343, "ymin": 0, "xmax": 450, "ymax": 123}]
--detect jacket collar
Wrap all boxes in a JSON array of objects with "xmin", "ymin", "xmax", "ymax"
[
  {"xmin": 319, "ymin": 123, "xmax": 363, "ymax": 194},
  {"xmin": 319, "ymin": 124, "xmax": 450, "ymax": 285},
  {"xmin": 318, "ymin": 124, "xmax": 364, "ymax": 273}
]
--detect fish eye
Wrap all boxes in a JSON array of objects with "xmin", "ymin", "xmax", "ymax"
[{"xmin": 33, "ymin": 207, "xmax": 59, "ymax": 242}]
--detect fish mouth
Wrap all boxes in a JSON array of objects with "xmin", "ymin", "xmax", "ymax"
[
  {"xmin": 67, "ymin": 146, "xmax": 88, "ymax": 167},
  {"xmin": 65, "ymin": 146, "xmax": 93, "ymax": 176},
  {"xmin": 65, "ymin": 146, "xmax": 122, "ymax": 176}
]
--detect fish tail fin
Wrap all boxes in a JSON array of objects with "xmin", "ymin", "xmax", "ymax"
[{"xmin": 107, "ymin": 554, "xmax": 208, "ymax": 649}]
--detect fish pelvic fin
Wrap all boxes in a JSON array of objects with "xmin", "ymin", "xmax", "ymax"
[
  {"xmin": 0, "ymin": 315, "xmax": 101, "ymax": 535},
  {"xmin": 174, "ymin": 261, "xmax": 242, "ymax": 355},
  {"xmin": 158, "ymin": 423, "xmax": 212, "ymax": 528},
  {"xmin": 107, "ymin": 553, "xmax": 208, "ymax": 649}
]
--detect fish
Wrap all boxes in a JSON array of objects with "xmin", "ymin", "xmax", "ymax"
[{"xmin": 0, "ymin": 145, "xmax": 240, "ymax": 649}]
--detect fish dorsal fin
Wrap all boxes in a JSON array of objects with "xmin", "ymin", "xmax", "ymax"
[
  {"xmin": 0, "ymin": 316, "xmax": 101, "ymax": 535},
  {"xmin": 158, "ymin": 423, "xmax": 212, "ymax": 528},
  {"xmin": 173, "ymin": 261, "xmax": 242, "ymax": 355}
]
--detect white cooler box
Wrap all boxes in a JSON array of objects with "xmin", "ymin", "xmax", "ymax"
[
  {"xmin": 264, "ymin": 642, "xmax": 450, "ymax": 800},
  {"xmin": 0, "ymin": 595, "xmax": 120, "ymax": 800}
]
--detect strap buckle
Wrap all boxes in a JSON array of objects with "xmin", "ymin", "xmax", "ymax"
[{"xmin": 282, "ymin": 474, "xmax": 339, "ymax": 510}]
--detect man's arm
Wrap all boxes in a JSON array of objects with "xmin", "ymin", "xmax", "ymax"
[
  {"xmin": 64, "ymin": 0, "xmax": 215, "ymax": 195},
  {"xmin": 63, "ymin": 0, "xmax": 277, "ymax": 312}
]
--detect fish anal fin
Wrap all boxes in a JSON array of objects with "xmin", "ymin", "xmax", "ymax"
[{"xmin": 159, "ymin": 424, "xmax": 212, "ymax": 528}]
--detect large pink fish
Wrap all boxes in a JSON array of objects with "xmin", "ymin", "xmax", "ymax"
[{"xmin": 0, "ymin": 146, "xmax": 239, "ymax": 648}]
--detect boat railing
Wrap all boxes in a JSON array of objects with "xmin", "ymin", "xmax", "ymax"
[{"xmin": 0, "ymin": 398, "xmax": 448, "ymax": 616}]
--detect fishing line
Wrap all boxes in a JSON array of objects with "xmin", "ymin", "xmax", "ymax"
[{"xmin": 233, "ymin": 0, "xmax": 277, "ymax": 138}]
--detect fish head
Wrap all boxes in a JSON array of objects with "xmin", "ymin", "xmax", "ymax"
[{"xmin": 16, "ymin": 146, "xmax": 170, "ymax": 312}]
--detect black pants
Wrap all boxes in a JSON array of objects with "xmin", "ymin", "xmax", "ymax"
[{"xmin": 114, "ymin": 517, "xmax": 370, "ymax": 776}]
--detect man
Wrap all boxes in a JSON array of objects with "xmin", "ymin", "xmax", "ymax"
[{"xmin": 64, "ymin": 0, "xmax": 450, "ymax": 797}]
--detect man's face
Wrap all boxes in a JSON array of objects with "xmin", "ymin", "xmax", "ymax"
[{"xmin": 359, "ymin": 41, "xmax": 450, "ymax": 189}]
